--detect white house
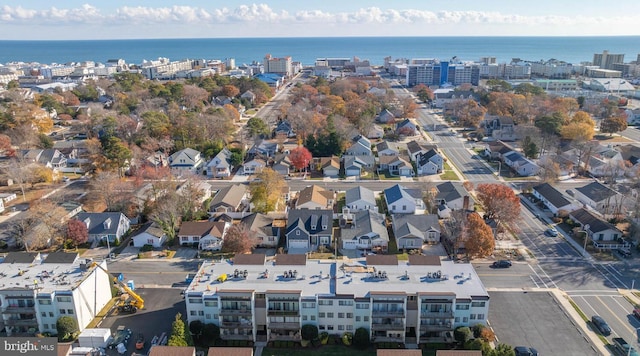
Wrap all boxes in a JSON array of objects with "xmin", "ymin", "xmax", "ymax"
[
  {"xmin": 503, "ymin": 151, "xmax": 539, "ymax": 177},
  {"xmin": 243, "ymin": 158, "xmax": 267, "ymax": 175},
  {"xmin": 206, "ymin": 148, "xmax": 233, "ymax": 178},
  {"xmin": 384, "ymin": 184, "xmax": 425, "ymax": 214},
  {"xmin": 345, "ymin": 135, "xmax": 372, "ymax": 156},
  {"xmin": 344, "ymin": 186, "xmax": 377, "ymax": 212},
  {"xmin": 574, "ymin": 181, "xmax": 622, "ymax": 215},
  {"xmin": 416, "ymin": 149, "xmax": 443, "ymax": 175},
  {"xmin": 75, "ymin": 212, "xmax": 131, "ymax": 244},
  {"xmin": 340, "ymin": 209, "xmax": 388, "ymax": 252},
  {"xmin": 569, "ymin": 208, "xmax": 622, "ymax": 243},
  {"xmin": 532, "ymin": 183, "xmax": 579, "ymax": 215},
  {"xmin": 392, "ymin": 214, "xmax": 441, "ymax": 248},
  {"xmin": 198, "ymin": 221, "xmax": 230, "ymax": 251},
  {"xmin": 132, "ymin": 222, "xmax": 167, "ymax": 248},
  {"xmin": 376, "ymin": 141, "xmax": 399, "ymax": 157},
  {"xmin": 169, "ymin": 148, "xmax": 204, "ymax": 175}
]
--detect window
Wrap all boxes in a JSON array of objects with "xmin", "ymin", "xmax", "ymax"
[
  {"xmin": 463, "ymin": 317, "xmax": 468, "ymax": 323},
  {"xmin": 38, "ymin": 299, "xmax": 51, "ymax": 305},
  {"xmin": 181, "ymin": 236, "xmax": 189, "ymax": 242},
  {"xmin": 49, "ymin": 312, "xmax": 54, "ymax": 317},
  {"xmin": 319, "ymin": 300, "xmax": 333, "ymax": 306},
  {"xmin": 456, "ymin": 304, "xmax": 470, "ymax": 310},
  {"xmin": 402, "ymin": 205, "xmax": 406, "ymax": 210},
  {"xmin": 310, "ymin": 315, "xmax": 316, "ymax": 321},
  {"xmin": 470, "ymin": 314, "xmax": 476, "ymax": 320},
  {"xmin": 204, "ymin": 300, "xmax": 218, "ymax": 307},
  {"xmin": 356, "ymin": 316, "xmax": 361, "ymax": 322},
  {"xmin": 391, "ymin": 205, "xmax": 396, "ymax": 211},
  {"xmin": 478, "ymin": 314, "xmax": 485, "ymax": 320},
  {"xmin": 319, "ymin": 312, "xmax": 325, "ymax": 318},
  {"xmin": 43, "ymin": 324, "xmax": 48, "ymax": 330},
  {"xmin": 190, "ymin": 311, "xmax": 197, "ymax": 316},
  {"xmin": 356, "ymin": 303, "xmax": 370, "ymax": 309},
  {"xmin": 319, "ymin": 325, "xmax": 325, "ymax": 330},
  {"xmin": 147, "ymin": 239, "xmax": 154, "ymax": 244},
  {"xmin": 338, "ymin": 325, "xmax": 344, "ymax": 330},
  {"xmin": 338, "ymin": 313, "xmax": 344, "ymax": 318},
  {"xmin": 302, "ymin": 315, "xmax": 308, "ymax": 321},
  {"xmin": 471, "ymin": 301, "xmax": 485, "ymax": 308},
  {"xmin": 455, "ymin": 317, "xmax": 460, "ymax": 322},
  {"xmin": 327, "ymin": 325, "xmax": 334, "ymax": 330},
  {"xmin": 59, "ymin": 309, "xmax": 65, "ymax": 314},
  {"xmin": 205, "ymin": 314, "xmax": 211, "ymax": 319},
  {"xmin": 213, "ymin": 314, "xmax": 218, "ymax": 319},
  {"xmin": 198, "ymin": 311, "xmax": 204, "ymax": 316},
  {"xmin": 56, "ymin": 296, "xmax": 71, "ymax": 303},
  {"xmin": 338, "ymin": 300, "xmax": 353, "ymax": 306},
  {"xmin": 189, "ymin": 298, "xmax": 203, "ymax": 304},
  {"xmin": 347, "ymin": 313, "xmax": 353, "ymax": 318},
  {"xmin": 364, "ymin": 316, "xmax": 369, "ymax": 322},
  {"xmin": 327, "ymin": 313, "xmax": 334, "ymax": 318},
  {"xmin": 268, "ymin": 237, "xmax": 275, "ymax": 242},
  {"xmin": 296, "ymin": 230, "xmax": 300, "ymax": 235},
  {"xmin": 302, "ymin": 302, "xmax": 316, "ymax": 308},
  {"xmin": 347, "ymin": 325, "xmax": 353, "ymax": 331}
]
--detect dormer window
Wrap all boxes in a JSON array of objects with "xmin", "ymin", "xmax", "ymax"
[
  {"xmin": 311, "ymin": 225, "xmax": 316, "ymax": 230},
  {"xmin": 296, "ymin": 230, "xmax": 300, "ymax": 235},
  {"xmin": 322, "ymin": 225, "xmax": 327, "ymax": 230}
]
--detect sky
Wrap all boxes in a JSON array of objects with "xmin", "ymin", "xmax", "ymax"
[{"xmin": 1, "ymin": 1, "xmax": 640, "ymax": 40}]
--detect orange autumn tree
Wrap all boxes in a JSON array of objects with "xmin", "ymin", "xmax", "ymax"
[
  {"xmin": 464, "ymin": 213, "xmax": 496, "ymax": 258},
  {"xmin": 475, "ymin": 183, "xmax": 520, "ymax": 230}
]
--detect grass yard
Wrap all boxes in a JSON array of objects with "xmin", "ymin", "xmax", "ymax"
[
  {"xmin": 262, "ymin": 346, "xmax": 375, "ymax": 356},
  {"xmin": 439, "ymin": 162, "xmax": 459, "ymax": 180}
]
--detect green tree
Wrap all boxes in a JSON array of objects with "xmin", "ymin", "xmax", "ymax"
[
  {"xmin": 353, "ymin": 327, "xmax": 370, "ymax": 350},
  {"xmin": 189, "ymin": 320, "xmax": 204, "ymax": 344},
  {"xmin": 454, "ymin": 326, "xmax": 472, "ymax": 344},
  {"xmin": 465, "ymin": 338, "xmax": 484, "ymax": 350},
  {"xmin": 535, "ymin": 113, "xmax": 563, "ymax": 135},
  {"xmin": 168, "ymin": 313, "xmax": 189, "ymax": 346},
  {"xmin": 102, "ymin": 136, "xmax": 133, "ymax": 177},
  {"xmin": 247, "ymin": 117, "xmax": 270, "ymax": 138},
  {"xmin": 7, "ymin": 80, "xmax": 19, "ymax": 89},
  {"xmin": 229, "ymin": 147, "xmax": 244, "ymax": 167},
  {"xmin": 56, "ymin": 316, "xmax": 78, "ymax": 341},
  {"xmin": 522, "ymin": 136, "xmax": 539, "ymax": 158},
  {"xmin": 301, "ymin": 324, "xmax": 319, "ymax": 341},
  {"xmin": 486, "ymin": 79, "xmax": 512, "ymax": 92},
  {"xmin": 514, "ymin": 83, "xmax": 544, "ymax": 96},
  {"xmin": 250, "ymin": 168, "xmax": 286, "ymax": 213},
  {"xmin": 488, "ymin": 343, "xmax": 516, "ymax": 356},
  {"xmin": 201, "ymin": 323, "xmax": 220, "ymax": 347}
]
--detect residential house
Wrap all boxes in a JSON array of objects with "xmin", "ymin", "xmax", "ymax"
[
  {"xmin": 483, "ymin": 141, "xmax": 513, "ymax": 161},
  {"xmin": 340, "ymin": 209, "xmax": 389, "ymax": 252},
  {"xmin": 272, "ymin": 153, "xmax": 291, "ymax": 176},
  {"xmin": 0, "ymin": 192, "xmax": 17, "ymax": 205},
  {"xmin": 274, "ymin": 121, "xmax": 295, "ymax": 138},
  {"xmin": 319, "ymin": 156, "xmax": 340, "ymax": 178},
  {"xmin": 406, "ymin": 140, "xmax": 436, "ymax": 163},
  {"xmin": 434, "ymin": 182, "xmax": 473, "ymax": 218},
  {"xmin": 395, "ymin": 119, "xmax": 418, "ymax": 136},
  {"xmin": 416, "ymin": 149, "xmax": 443, "ymax": 175},
  {"xmin": 342, "ymin": 156, "xmax": 366, "ymax": 177},
  {"xmin": 75, "ymin": 212, "xmax": 131, "ymax": 244},
  {"xmin": 209, "ymin": 184, "xmax": 248, "ymax": 214},
  {"xmin": 177, "ymin": 181, "xmax": 213, "ymax": 205},
  {"xmin": 59, "ymin": 201, "xmax": 83, "ymax": 220},
  {"xmin": 177, "ymin": 221, "xmax": 225, "ymax": 249},
  {"xmin": 386, "ymin": 155, "xmax": 413, "ymax": 177},
  {"xmin": 618, "ymin": 144, "xmax": 640, "ymax": 176},
  {"xmin": 198, "ymin": 221, "xmax": 230, "ymax": 251},
  {"xmin": 532, "ymin": 183, "xmax": 579, "ymax": 215},
  {"xmin": 132, "ymin": 222, "xmax": 167, "ymax": 248},
  {"xmin": 145, "ymin": 151, "xmax": 169, "ymax": 169},
  {"xmin": 248, "ymin": 139, "xmax": 278, "ymax": 158},
  {"xmin": 240, "ymin": 90, "xmax": 256, "ymax": 104},
  {"xmin": 212, "ymin": 96, "xmax": 233, "ymax": 106},
  {"xmin": 503, "ymin": 151, "xmax": 540, "ymax": 177},
  {"xmin": 345, "ymin": 135, "xmax": 373, "ymax": 156},
  {"xmin": 345, "ymin": 186, "xmax": 377, "ymax": 212},
  {"xmin": 569, "ymin": 208, "xmax": 622, "ymax": 243},
  {"xmin": 366, "ymin": 124, "xmax": 384, "ymax": 139},
  {"xmin": 376, "ymin": 109, "xmax": 395, "ymax": 124},
  {"xmin": 285, "ymin": 209, "xmax": 333, "ymax": 251},
  {"xmin": 376, "ymin": 141, "xmax": 399, "ymax": 157},
  {"xmin": 482, "ymin": 116, "xmax": 516, "ymax": 141},
  {"xmin": 169, "ymin": 148, "xmax": 204, "ymax": 175},
  {"xmin": 392, "ymin": 214, "xmax": 441, "ymax": 248},
  {"xmin": 384, "ymin": 184, "xmax": 426, "ymax": 214},
  {"xmin": 19, "ymin": 149, "xmax": 67, "ymax": 170},
  {"xmin": 242, "ymin": 158, "xmax": 267, "ymax": 175},
  {"xmin": 296, "ymin": 185, "xmax": 335, "ymax": 210},
  {"xmin": 241, "ymin": 213, "xmax": 282, "ymax": 248},
  {"xmin": 206, "ymin": 148, "xmax": 233, "ymax": 178},
  {"xmin": 434, "ymin": 89, "xmax": 478, "ymax": 109},
  {"xmin": 574, "ymin": 182, "xmax": 622, "ymax": 214}
]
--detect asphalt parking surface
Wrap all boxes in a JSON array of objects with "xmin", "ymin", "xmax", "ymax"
[
  {"xmin": 99, "ymin": 288, "xmax": 186, "ymax": 356},
  {"xmin": 488, "ymin": 291, "xmax": 598, "ymax": 356}
]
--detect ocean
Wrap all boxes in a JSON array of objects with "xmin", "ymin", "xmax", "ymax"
[{"xmin": 0, "ymin": 36, "xmax": 638, "ymax": 67}]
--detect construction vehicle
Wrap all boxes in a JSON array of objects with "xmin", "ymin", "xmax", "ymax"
[{"xmin": 91, "ymin": 262, "xmax": 144, "ymax": 313}]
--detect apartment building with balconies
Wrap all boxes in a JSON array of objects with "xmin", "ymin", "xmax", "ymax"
[{"xmin": 185, "ymin": 253, "xmax": 489, "ymax": 346}]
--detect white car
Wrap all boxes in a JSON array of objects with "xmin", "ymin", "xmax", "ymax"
[{"xmin": 545, "ymin": 228, "xmax": 558, "ymax": 237}]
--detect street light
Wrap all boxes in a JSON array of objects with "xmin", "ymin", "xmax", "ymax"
[{"xmin": 582, "ymin": 224, "xmax": 591, "ymax": 257}]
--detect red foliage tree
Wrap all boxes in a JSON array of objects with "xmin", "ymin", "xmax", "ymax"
[
  {"xmin": 476, "ymin": 183, "xmax": 520, "ymax": 228},
  {"xmin": 0, "ymin": 134, "xmax": 15, "ymax": 157},
  {"xmin": 289, "ymin": 146, "xmax": 313, "ymax": 172},
  {"xmin": 222, "ymin": 224, "xmax": 257, "ymax": 254},
  {"xmin": 66, "ymin": 219, "xmax": 88, "ymax": 247}
]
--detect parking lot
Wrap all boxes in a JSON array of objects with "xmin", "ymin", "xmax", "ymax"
[
  {"xmin": 99, "ymin": 288, "xmax": 186, "ymax": 356},
  {"xmin": 488, "ymin": 291, "xmax": 598, "ymax": 355}
]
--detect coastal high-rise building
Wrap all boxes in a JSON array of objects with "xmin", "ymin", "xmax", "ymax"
[
  {"xmin": 264, "ymin": 54, "xmax": 293, "ymax": 77},
  {"xmin": 185, "ymin": 254, "xmax": 489, "ymax": 345},
  {"xmin": 593, "ymin": 50, "xmax": 625, "ymax": 70},
  {"xmin": 406, "ymin": 61, "xmax": 479, "ymax": 87}
]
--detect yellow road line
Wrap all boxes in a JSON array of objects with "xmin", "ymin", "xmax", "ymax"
[{"xmin": 596, "ymin": 295, "xmax": 637, "ymax": 335}]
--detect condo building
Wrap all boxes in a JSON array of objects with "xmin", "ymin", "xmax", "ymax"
[{"xmin": 185, "ymin": 254, "xmax": 489, "ymax": 345}]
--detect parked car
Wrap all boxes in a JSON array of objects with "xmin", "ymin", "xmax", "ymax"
[
  {"xmin": 514, "ymin": 346, "xmax": 539, "ymax": 356},
  {"xmin": 592, "ymin": 315, "xmax": 612, "ymax": 336},
  {"xmin": 492, "ymin": 260, "xmax": 512, "ymax": 268},
  {"xmin": 545, "ymin": 228, "xmax": 558, "ymax": 237},
  {"xmin": 632, "ymin": 308, "xmax": 640, "ymax": 320},
  {"xmin": 617, "ymin": 248, "xmax": 632, "ymax": 258}
]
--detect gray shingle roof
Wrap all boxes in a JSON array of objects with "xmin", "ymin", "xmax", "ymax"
[
  {"xmin": 575, "ymin": 182, "xmax": 618, "ymax": 202},
  {"xmin": 76, "ymin": 212, "xmax": 129, "ymax": 236},
  {"xmin": 345, "ymin": 186, "xmax": 376, "ymax": 206},
  {"xmin": 533, "ymin": 183, "xmax": 571, "ymax": 209},
  {"xmin": 570, "ymin": 208, "xmax": 620, "ymax": 234}
]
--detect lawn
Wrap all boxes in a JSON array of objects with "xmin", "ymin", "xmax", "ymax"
[
  {"xmin": 262, "ymin": 346, "xmax": 375, "ymax": 356},
  {"xmin": 440, "ymin": 162, "xmax": 459, "ymax": 180}
]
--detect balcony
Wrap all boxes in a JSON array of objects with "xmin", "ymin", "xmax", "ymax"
[
  {"xmin": 220, "ymin": 333, "xmax": 253, "ymax": 341},
  {"xmin": 372, "ymin": 336, "xmax": 404, "ymax": 343},
  {"xmin": 268, "ymin": 322, "xmax": 300, "ymax": 330},
  {"xmin": 4, "ymin": 318, "xmax": 38, "ymax": 327},
  {"xmin": 219, "ymin": 308, "xmax": 252, "ymax": 316},
  {"xmin": 2, "ymin": 306, "xmax": 36, "ymax": 314},
  {"xmin": 270, "ymin": 333, "xmax": 302, "ymax": 341},
  {"xmin": 371, "ymin": 323, "xmax": 405, "ymax": 331},
  {"xmin": 420, "ymin": 310, "xmax": 454, "ymax": 318},
  {"xmin": 420, "ymin": 323, "xmax": 453, "ymax": 332},
  {"xmin": 371, "ymin": 310, "xmax": 405, "ymax": 317},
  {"xmin": 267, "ymin": 309, "xmax": 299, "ymax": 316},
  {"xmin": 220, "ymin": 321, "xmax": 253, "ymax": 329}
]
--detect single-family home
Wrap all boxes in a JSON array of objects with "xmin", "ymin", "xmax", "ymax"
[
  {"xmin": 345, "ymin": 135, "xmax": 372, "ymax": 156},
  {"xmin": 387, "ymin": 155, "xmax": 414, "ymax": 177},
  {"xmin": 242, "ymin": 158, "xmax": 267, "ymax": 175},
  {"xmin": 574, "ymin": 182, "xmax": 622, "ymax": 214},
  {"xmin": 177, "ymin": 221, "xmax": 225, "ymax": 249},
  {"xmin": 483, "ymin": 141, "xmax": 513, "ymax": 161},
  {"xmin": 342, "ymin": 156, "xmax": 365, "ymax": 177},
  {"xmin": 145, "ymin": 151, "xmax": 169, "ymax": 169},
  {"xmin": 416, "ymin": 149, "xmax": 443, "ymax": 175},
  {"xmin": 569, "ymin": 208, "xmax": 622, "ymax": 243},
  {"xmin": 340, "ymin": 209, "xmax": 388, "ymax": 252},
  {"xmin": 248, "ymin": 139, "xmax": 278, "ymax": 158},
  {"xmin": 212, "ymin": 96, "xmax": 233, "ymax": 106},
  {"xmin": 59, "ymin": 201, "xmax": 83, "ymax": 220},
  {"xmin": 75, "ymin": 212, "xmax": 131, "ymax": 244},
  {"xmin": 395, "ymin": 119, "xmax": 418, "ymax": 136},
  {"xmin": 169, "ymin": 148, "xmax": 204, "ymax": 175},
  {"xmin": 406, "ymin": 140, "xmax": 437, "ymax": 163},
  {"xmin": 345, "ymin": 186, "xmax": 377, "ymax": 212},
  {"xmin": 241, "ymin": 213, "xmax": 282, "ymax": 248},
  {"xmin": 240, "ymin": 90, "xmax": 256, "ymax": 104},
  {"xmin": 132, "ymin": 222, "xmax": 167, "ymax": 248},
  {"xmin": 285, "ymin": 209, "xmax": 333, "ymax": 252},
  {"xmin": 205, "ymin": 148, "xmax": 233, "ymax": 178},
  {"xmin": 296, "ymin": 185, "xmax": 335, "ymax": 210},
  {"xmin": 392, "ymin": 214, "xmax": 441, "ymax": 248},
  {"xmin": 532, "ymin": 183, "xmax": 579, "ymax": 215},
  {"xmin": 503, "ymin": 151, "xmax": 540, "ymax": 177},
  {"xmin": 319, "ymin": 156, "xmax": 340, "ymax": 178},
  {"xmin": 198, "ymin": 221, "xmax": 230, "ymax": 251},
  {"xmin": 376, "ymin": 109, "xmax": 395, "ymax": 124},
  {"xmin": 366, "ymin": 124, "xmax": 384, "ymax": 139},
  {"xmin": 209, "ymin": 184, "xmax": 248, "ymax": 213},
  {"xmin": 0, "ymin": 192, "xmax": 18, "ymax": 204},
  {"xmin": 19, "ymin": 149, "xmax": 67, "ymax": 170},
  {"xmin": 482, "ymin": 116, "xmax": 516, "ymax": 141},
  {"xmin": 384, "ymin": 184, "xmax": 426, "ymax": 214},
  {"xmin": 274, "ymin": 121, "xmax": 295, "ymax": 138},
  {"xmin": 376, "ymin": 141, "xmax": 399, "ymax": 157},
  {"xmin": 434, "ymin": 181, "xmax": 474, "ymax": 218},
  {"xmin": 272, "ymin": 153, "xmax": 291, "ymax": 176}
]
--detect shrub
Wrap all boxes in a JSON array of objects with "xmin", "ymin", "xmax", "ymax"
[
  {"xmin": 464, "ymin": 338, "xmax": 484, "ymax": 350},
  {"xmin": 140, "ymin": 244, "xmax": 154, "ymax": 252},
  {"xmin": 479, "ymin": 328, "xmax": 495, "ymax": 342},
  {"xmin": 353, "ymin": 327, "xmax": 370, "ymax": 350},
  {"xmin": 56, "ymin": 316, "xmax": 78, "ymax": 342},
  {"xmin": 201, "ymin": 323, "xmax": 220, "ymax": 347},
  {"xmin": 342, "ymin": 332, "xmax": 353, "ymax": 346},
  {"xmin": 454, "ymin": 326, "xmax": 472, "ymax": 344},
  {"xmin": 471, "ymin": 323, "xmax": 485, "ymax": 338},
  {"xmin": 320, "ymin": 331, "xmax": 329, "ymax": 345},
  {"xmin": 301, "ymin": 324, "xmax": 319, "ymax": 341}
]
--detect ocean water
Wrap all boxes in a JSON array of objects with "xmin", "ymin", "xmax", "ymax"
[{"xmin": 0, "ymin": 36, "xmax": 638, "ymax": 67}]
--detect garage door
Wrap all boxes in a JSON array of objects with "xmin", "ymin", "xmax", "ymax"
[{"xmin": 288, "ymin": 240, "xmax": 308, "ymax": 249}]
